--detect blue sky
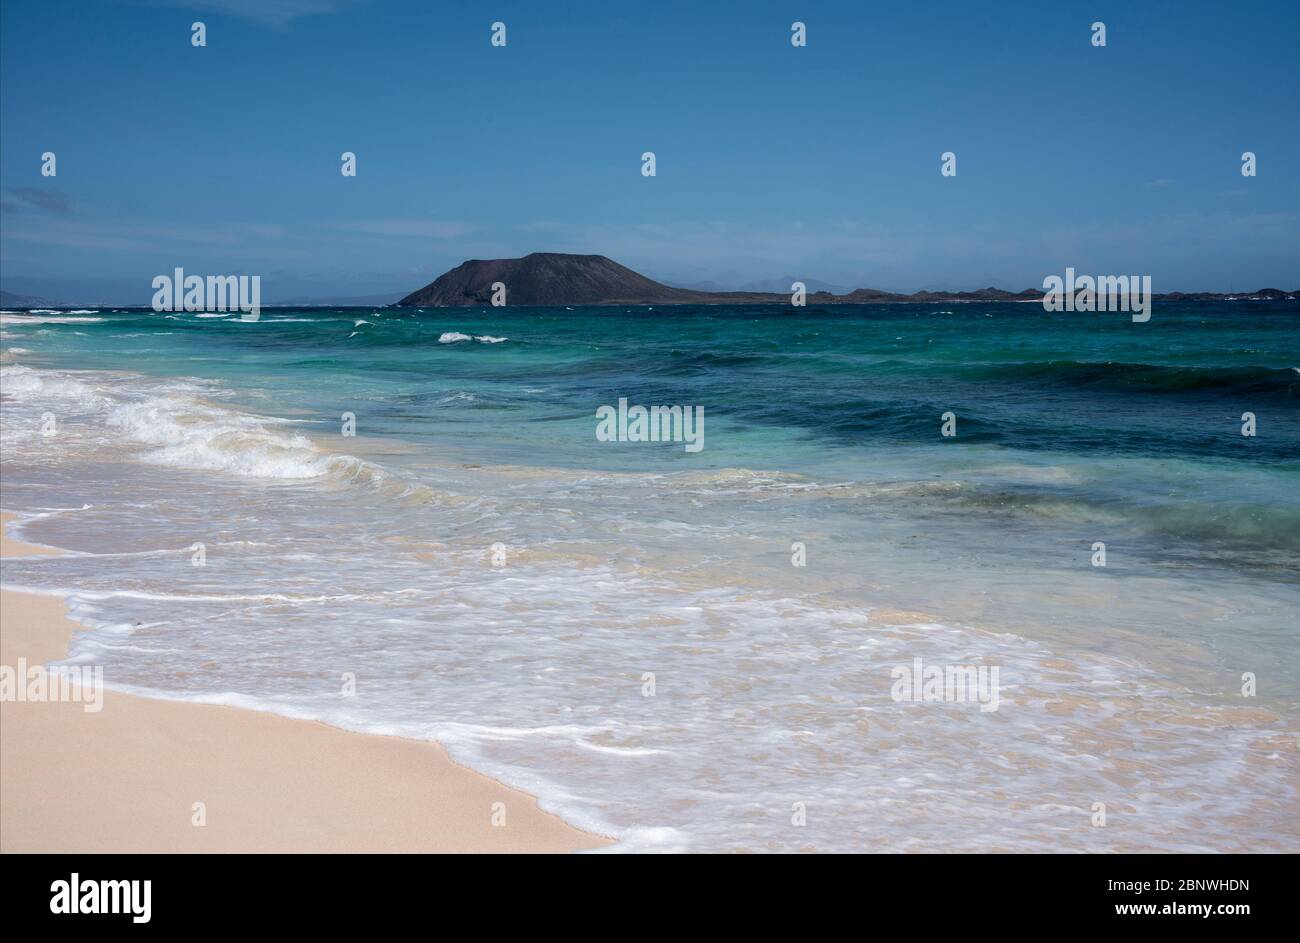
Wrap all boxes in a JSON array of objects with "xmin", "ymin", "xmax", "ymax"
[{"xmin": 1, "ymin": 0, "xmax": 1297, "ymax": 302}]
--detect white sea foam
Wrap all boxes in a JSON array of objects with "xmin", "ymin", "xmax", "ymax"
[
  {"xmin": 18, "ymin": 553, "xmax": 1291, "ymax": 854},
  {"xmin": 0, "ymin": 314, "xmax": 105, "ymax": 325},
  {"xmin": 440, "ymin": 332, "xmax": 507, "ymax": 344},
  {"xmin": 0, "ymin": 363, "xmax": 112, "ymax": 409},
  {"xmin": 1, "ymin": 364, "xmax": 371, "ymax": 483},
  {"xmin": 105, "ymin": 397, "xmax": 365, "ymax": 480}
]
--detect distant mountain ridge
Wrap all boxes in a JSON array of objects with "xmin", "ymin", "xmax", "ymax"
[
  {"xmin": 397, "ymin": 254, "xmax": 1297, "ymax": 307},
  {"xmin": 0, "ymin": 289, "xmax": 60, "ymax": 308}
]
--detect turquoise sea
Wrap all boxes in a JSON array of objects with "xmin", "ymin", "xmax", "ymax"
[{"xmin": 2, "ymin": 301, "xmax": 1297, "ymax": 851}]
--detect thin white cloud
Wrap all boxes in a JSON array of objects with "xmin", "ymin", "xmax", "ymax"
[
  {"xmin": 326, "ymin": 219, "xmax": 479, "ymax": 239},
  {"xmin": 138, "ymin": 0, "xmax": 364, "ymax": 27},
  {"xmin": 0, "ymin": 217, "xmax": 288, "ymax": 251}
]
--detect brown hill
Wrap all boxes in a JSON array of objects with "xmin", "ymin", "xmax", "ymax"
[{"xmin": 398, "ymin": 253, "xmax": 708, "ymax": 306}]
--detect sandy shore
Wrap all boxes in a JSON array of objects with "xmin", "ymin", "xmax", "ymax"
[{"xmin": 0, "ymin": 512, "xmax": 610, "ymax": 853}]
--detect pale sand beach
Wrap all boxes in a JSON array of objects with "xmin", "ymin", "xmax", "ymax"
[{"xmin": 0, "ymin": 512, "xmax": 609, "ymax": 853}]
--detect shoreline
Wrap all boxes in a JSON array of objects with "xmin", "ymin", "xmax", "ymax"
[
  {"xmin": 0, "ymin": 512, "xmax": 611, "ymax": 853},
  {"xmin": 4, "ymin": 351, "xmax": 1297, "ymax": 852}
]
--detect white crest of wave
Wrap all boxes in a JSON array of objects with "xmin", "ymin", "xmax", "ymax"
[
  {"xmin": 106, "ymin": 396, "xmax": 365, "ymax": 480},
  {"xmin": 0, "ymin": 364, "xmax": 111, "ymax": 409},
  {"xmin": 440, "ymin": 332, "xmax": 507, "ymax": 344},
  {"xmin": 3, "ymin": 364, "xmax": 382, "ymax": 485},
  {"xmin": 0, "ymin": 314, "xmax": 105, "ymax": 325}
]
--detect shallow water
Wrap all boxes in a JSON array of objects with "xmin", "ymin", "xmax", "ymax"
[{"xmin": 2, "ymin": 302, "xmax": 1297, "ymax": 851}]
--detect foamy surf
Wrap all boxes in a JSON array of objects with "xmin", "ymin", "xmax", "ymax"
[
  {"xmin": 439, "ymin": 332, "xmax": 508, "ymax": 344},
  {"xmin": 0, "ymin": 314, "xmax": 105, "ymax": 325},
  {"xmin": 2, "ymin": 364, "xmax": 374, "ymax": 483}
]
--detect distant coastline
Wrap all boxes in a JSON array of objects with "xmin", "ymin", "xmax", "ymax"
[
  {"xmin": 4, "ymin": 254, "xmax": 1297, "ymax": 311},
  {"xmin": 394, "ymin": 253, "xmax": 1300, "ymax": 308}
]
